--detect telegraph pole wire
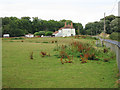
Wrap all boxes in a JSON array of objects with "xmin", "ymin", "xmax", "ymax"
[{"xmin": 105, "ymin": 0, "xmax": 118, "ymax": 16}]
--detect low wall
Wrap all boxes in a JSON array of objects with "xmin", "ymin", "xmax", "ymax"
[{"xmin": 103, "ymin": 41, "xmax": 120, "ymax": 72}]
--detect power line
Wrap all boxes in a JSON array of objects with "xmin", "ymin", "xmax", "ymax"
[
  {"xmin": 110, "ymin": 0, "xmax": 118, "ymax": 13},
  {"xmin": 105, "ymin": 0, "xmax": 118, "ymax": 15}
]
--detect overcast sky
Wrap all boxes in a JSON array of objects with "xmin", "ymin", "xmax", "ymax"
[{"xmin": 0, "ymin": 0, "xmax": 119, "ymax": 26}]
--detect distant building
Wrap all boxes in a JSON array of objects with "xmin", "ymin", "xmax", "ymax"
[
  {"xmin": 53, "ymin": 22, "xmax": 76, "ymax": 37},
  {"xmin": 41, "ymin": 35, "xmax": 44, "ymax": 37},
  {"xmin": 52, "ymin": 31, "xmax": 58, "ymax": 37},
  {"xmin": 3, "ymin": 34, "xmax": 10, "ymax": 38},
  {"xmin": 25, "ymin": 34, "xmax": 34, "ymax": 38},
  {"xmin": 99, "ymin": 32, "xmax": 109, "ymax": 38}
]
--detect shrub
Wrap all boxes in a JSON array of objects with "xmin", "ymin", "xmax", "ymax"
[
  {"xmin": 52, "ymin": 41, "xmax": 54, "ymax": 43},
  {"xmin": 40, "ymin": 51, "xmax": 50, "ymax": 57},
  {"xmin": 103, "ymin": 48, "xmax": 108, "ymax": 53},
  {"xmin": 80, "ymin": 54, "xmax": 87, "ymax": 63},
  {"xmin": 55, "ymin": 41, "xmax": 57, "ymax": 43},
  {"xmin": 36, "ymin": 41, "xmax": 40, "ymax": 43},
  {"xmin": 103, "ymin": 58, "xmax": 109, "ymax": 62},
  {"xmin": 34, "ymin": 32, "xmax": 40, "ymax": 36},
  {"xmin": 56, "ymin": 41, "xmax": 100, "ymax": 64},
  {"xmin": 59, "ymin": 51, "xmax": 73, "ymax": 64},
  {"xmin": 109, "ymin": 32, "xmax": 120, "ymax": 41},
  {"xmin": 45, "ymin": 31, "xmax": 53, "ymax": 36},
  {"xmin": 39, "ymin": 31, "xmax": 45, "ymax": 36},
  {"xmin": 30, "ymin": 52, "xmax": 33, "ymax": 60},
  {"xmin": 42, "ymin": 42, "xmax": 48, "ymax": 43},
  {"xmin": 34, "ymin": 31, "xmax": 45, "ymax": 36},
  {"xmin": 11, "ymin": 37, "xmax": 24, "ymax": 40},
  {"xmin": 40, "ymin": 51, "xmax": 46, "ymax": 57}
]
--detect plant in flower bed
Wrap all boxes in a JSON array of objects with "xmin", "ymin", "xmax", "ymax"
[
  {"xmin": 59, "ymin": 45, "xmax": 73, "ymax": 64},
  {"xmin": 30, "ymin": 52, "xmax": 34, "ymax": 60},
  {"xmin": 55, "ymin": 41, "xmax": 101, "ymax": 64},
  {"xmin": 74, "ymin": 35, "xmax": 98, "ymax": 40},
  {"xmin": 70, "ymin": 42, "xmax": 97, "ymax": 59},
  {"xmin": 80, "ymin": 54, "xmax": 87, "ymax": 63},
  {"xmin": 40, "ymin": 51, "xmax": 50, "ymax": 57}
]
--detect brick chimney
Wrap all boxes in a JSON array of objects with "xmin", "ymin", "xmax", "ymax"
[
  {"xmin": 65, "ymin": 22, "xmax": 67, "ymax": 27},
  {"xmin": 71, "ymin": 22, "xmax": 73, "ymax": 28}
]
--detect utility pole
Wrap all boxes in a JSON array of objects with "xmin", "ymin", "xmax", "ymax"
[
  {"xmin": 77, "ymin": 25, "xmax": 80, "ymax": 35},
  {"xmin": 101, "ymin": 12, "xmax": 106, "ymax": 47},
  {"xmin": 118, "ymin": 1, "xmax": 120, "ymax": 16},
  {"xmin": 104, "ymin": 12, "xmax": 106, "ymax": 38}
]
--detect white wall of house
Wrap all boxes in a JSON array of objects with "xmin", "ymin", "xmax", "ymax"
[
  {"xmin": 53, "ymin": 33, "xmax": 58, "ymax": 37},
  {"xmin": 53, "ymin": 30, "xmax": 62, "ymax": 37},
  {"xmin": 3, "ymin": 34, "xmax": 10, "ymax": 37},
  {"xmin": 62, "ymin": 28, "xmax": 75, "ymax": 37},
  {"xmin": 25, "ymin": 34, "xmax": 34, "ymax": 38},
  {"xmin": 57, "ymin": 30, "xmax": 62, "ymax": 37},
  {"xmin": 53, "ymin": 28, "xmax": 76, "ymax": 37}
]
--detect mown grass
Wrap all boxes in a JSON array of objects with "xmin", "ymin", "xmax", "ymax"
[{"xmin": 2, "ymin": 37, "xmax": 119, "ymax": 88}]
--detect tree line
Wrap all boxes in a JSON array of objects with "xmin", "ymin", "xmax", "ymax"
[
  {"xmin": 1, "ymin": 15, "xmax": 120, "ymax": 37},
  {"xmin": 85, "ymin": 15, "xmax": 120, "ymax": 35},
  {"xmin": 2, "ymin": 17, "xmax": 83, "ymax": 37}
]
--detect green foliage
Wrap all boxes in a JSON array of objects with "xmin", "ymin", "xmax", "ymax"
[
  {"xmin": 45, "ymin": 31, "xmax": 53, "ymax": 36},
  {"xmin": 2, "ymin": 37, "xmax": 118, "ymax": 88},
  {"xmin": 34, "ymin": 32, "xmax": 40, "ymax": 36},
  {"xmin": 2, "ymin": 17, "xmax": 30, "ymax": 37},
  {"xmin": 109, "ymin": 32, "xmax": 120, "ymax": 41},
  {"xmin": 2, "ymin": 17, "xmax": 84, "ymax": 37},
  {"xmin": 39, "ymin": 31, "xmax": 45, "ymax": 36},
  {"xmin": 34, "ymin": 31, "xmax": 53, "ymax": 36},
  {"xmin": 110, "ymin": 18, "xmax": 119, "ymax": 33},
  {"xmin": 2, "ymin": 15, "xmax": 119, "ymax": 37},
  {"xmin": 100, "ymin": 15, "xmax": 116, "ymax": 22},
  {"xmin": 42, "ymin": 42, "xmax": 49, "ymax": 43},
  {"xmin": 11, "ymin": 37, "xmax": 24, "ymax": 40},
  {"xmin": 85, "ymin": 15, "xmax": 119, "ymax": 35},
  {"xmin": 34, "ymin": 31, "xmax": 45, "ymax": 36},
  {"xmin": 73, "ymin": 23, "xmax": 83, "ymax": 35}
]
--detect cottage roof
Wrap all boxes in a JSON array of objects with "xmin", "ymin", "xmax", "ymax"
[
  {"xmin": 59, "ymin": 22, "xmax": 74, "ymax": 30},
  {"xmin": 53, "ymin": 31, "xmax": 58, "ymax": 34},
  {"xmin": 53, "ymin": 22, "xmax": 75, "ymax": 34}
]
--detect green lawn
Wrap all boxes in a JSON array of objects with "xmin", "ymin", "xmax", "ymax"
[{"xmin": 2, "ymin": 37, "xmax": 119, "ymax": 88}]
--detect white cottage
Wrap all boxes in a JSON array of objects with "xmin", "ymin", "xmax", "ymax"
[
  {"xmin": 53, "ymin": 22, "xmax": 76, "ymax": 37},
  {"xmin": 25, "ymin": 34, "xmax": 34, "ymax": 38},
  {"xmin": 3, "ymin": 34, "xmax": 10, "ymax": 38}
]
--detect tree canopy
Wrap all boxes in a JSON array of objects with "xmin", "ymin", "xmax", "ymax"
[
  {"xmin": 84, "ymin": 15, "xmax": 120, "ymax": 35},
  {"xmin": 2, "ymin": 17, "xmax": 83, "ymax": 37},
  {"xmin": 2, "ymin": 15, "xmax": 120, "ymax": 37}
]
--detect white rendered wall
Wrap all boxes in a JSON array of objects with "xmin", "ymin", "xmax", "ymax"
[
  {"xmin": 25, "ymin": 35, "xmax": 34, "ymax": 37},
  {"xmin": 56, "ymin": 30, "xmax": 62, "ymax": 37},
  {"xmin": 3, "ymin": 34, "xmax": 9, "ymax": 37},
  {"xmin": 55, "ymin": 28, "xmax": 76, "ymax": 37},
  {"xmin": 62, "ymin": 28, "xmax": 76, "ymax": 37}
]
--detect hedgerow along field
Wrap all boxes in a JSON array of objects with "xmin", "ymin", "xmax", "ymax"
[{"xmin": 2, "ymin": 36, "xmax": 119, "ymax": 88}]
